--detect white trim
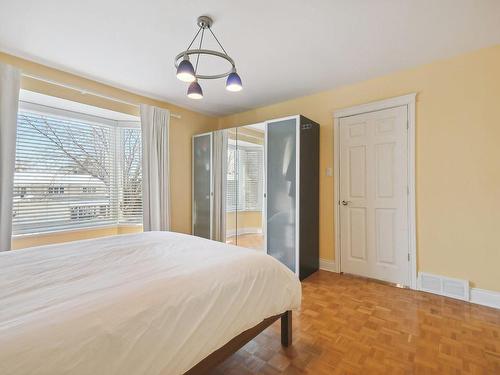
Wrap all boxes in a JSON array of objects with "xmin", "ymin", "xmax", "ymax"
[
  {"xmin": 407, "ymin": 96, "xmax": 417, "ymax": 290},
  {"xmin": 295, "ymin": 116, "xmax": 300, "ymax": 277},
  {"xmin": 333, "ymin": 117, "xmax": 341, "ymax": 274},
  {"xmin": 470, "ymin": 288, "xmax": 500, "ymax": 309},
  {"xmin": 264, "ymin": 123, "xmax": 268, "ymax": 251},
  {"xmin": 192, "ymin": 136, "xmax": 195, "ymax": 235},
  {"xmin": 333, "ymin": 93, "xmax": 417, "ymax": 288},
  {"xmin": 333, "ymin": 94, "xmax": 417, "ymax": 118},
  {"xmin": 19, "ymin": 101, "xmax": 140, "ymax": 128},
  {"xmin": 319, "ymin": 258, "xmax": 337, "ymax": 273},
  {"xmin": 209, "ymin": 133, "xmax": 213, "ymax": 238}
]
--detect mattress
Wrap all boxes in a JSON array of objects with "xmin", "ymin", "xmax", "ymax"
[{"xmin": 0, "ymin": 231, "xmax": 301, "ymax": 374}]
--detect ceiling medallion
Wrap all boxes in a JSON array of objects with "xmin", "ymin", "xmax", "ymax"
[{"xmin": 175, "ymin": 16, "xmax": 242, "ymax": 99}]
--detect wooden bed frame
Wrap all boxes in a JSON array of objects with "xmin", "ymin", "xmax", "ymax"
[{"xmin": 185, "ymin": 310, "xmax": 292, "ymax": 374}]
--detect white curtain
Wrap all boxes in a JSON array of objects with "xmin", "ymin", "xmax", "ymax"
[
  {"xmin": 0, "ymin": 63, "xmax": 21, "ymax": 251},
  {"xmin": 140, "ymin": 104, "xmax": 170, "ymax": 231},
  {"xmin": 211, "ymin": 129, "xmax": 228, "ymax": 241}
]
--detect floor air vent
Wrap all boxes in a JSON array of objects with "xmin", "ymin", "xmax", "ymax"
[{"xmin": 418, "ymin": 272, "xmax": 469, "ymax": 301}]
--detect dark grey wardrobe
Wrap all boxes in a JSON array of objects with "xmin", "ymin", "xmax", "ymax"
[{"xmin": 192, "ymin": 115, "xmax": 319, "ymax": 280}]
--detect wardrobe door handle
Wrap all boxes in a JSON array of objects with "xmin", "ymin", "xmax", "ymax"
[{"xmin": 341, "ymin": 200, "xmax": 350, "ymax": 206}]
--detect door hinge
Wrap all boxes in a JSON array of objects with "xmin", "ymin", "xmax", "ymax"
[
  {"xmin": 407, "ymin": 186, "xmax": 409, "ymax": 195},
  {"xmin": 406, "ymin": 120, "xmax": 409, "ymax": 129},
  {"xmin": 408, "ymin": 253, "xmax": 410, "ymax": 261}
]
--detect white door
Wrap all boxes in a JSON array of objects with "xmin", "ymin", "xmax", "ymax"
[{"xmin": 339, "ymin": 106, "xmax": 409, "ymax": 285}]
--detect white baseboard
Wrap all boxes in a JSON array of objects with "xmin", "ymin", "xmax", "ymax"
[
  {"xmin": 319, "ymin": 258, "xmax": 338, "ymax": 273},
  {"xmin": 470, "ymin": 288, "xmax": 500, "ymax": 309}
]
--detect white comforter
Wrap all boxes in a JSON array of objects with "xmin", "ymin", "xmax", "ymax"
[{"xmin": 0, "ymin": 231, "xmax": 301, "ymax": 375}]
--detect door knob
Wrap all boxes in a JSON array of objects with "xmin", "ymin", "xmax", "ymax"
[{"xmin": 341, "ymin": 200, "xmax": 350, "ymax": 206}]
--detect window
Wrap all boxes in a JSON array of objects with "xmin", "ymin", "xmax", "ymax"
[
  {"xmin": 226, "ymin": 144, "xmax": 263, "ymax": 212},
  {"xmin": 13, "ymin": 106, "xmax": 142, "ymax": 235}
]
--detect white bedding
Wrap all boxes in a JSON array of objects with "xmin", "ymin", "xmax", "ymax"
[{"xmin": 0, "ymin": 231, "xmax": 301, "ymax": 375}]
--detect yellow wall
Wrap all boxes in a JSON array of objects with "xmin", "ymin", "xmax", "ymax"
[
  {"xmin": 225, "ymin": 211, "xmax": 262, "ymax": 234},
  {"xmin": 12, "ymin": 225, "xmax": 142, "ymax": 249},
  {"xmin": 219, "ymin": 45, "xmax": 500, "ymax": 291},
  {"xmin": 0, "ymin": 52, "xmax": 217, "ymax": 247}
]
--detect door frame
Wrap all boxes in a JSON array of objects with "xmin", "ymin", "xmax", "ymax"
[{"xmin": 333, "ymin": 93, "xmax": 417, "ymax": 289}]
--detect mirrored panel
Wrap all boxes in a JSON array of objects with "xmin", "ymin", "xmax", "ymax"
[{"xmin": 235, "ymin": 124, "xmax": 265, "ymax": 251}]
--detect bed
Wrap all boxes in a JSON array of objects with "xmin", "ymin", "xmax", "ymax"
[{"xmin": 0, "ymin": 231, "xmax": 301, "ymax": 374}]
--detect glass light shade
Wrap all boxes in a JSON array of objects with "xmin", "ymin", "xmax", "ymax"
[
  {"xmin": 226, "ymin": 72, "xmax": 243, "ymax": 92},
  {"xmin": 187, "ymin": 81, "xmax": 203, "ymax": 99},
  {"xmin": 176, "ymin": 59, "xmax": 196, "ymax": 82}
]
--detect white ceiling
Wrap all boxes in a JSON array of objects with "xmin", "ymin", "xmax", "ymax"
[{"xmin": 1, "ymin": 1, "xmax": 500, "ymax": 116}]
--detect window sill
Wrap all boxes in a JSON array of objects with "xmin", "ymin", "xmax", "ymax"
[{"xmin": 12, "ymin": 223, "xmax": 143, "ymax": 240}]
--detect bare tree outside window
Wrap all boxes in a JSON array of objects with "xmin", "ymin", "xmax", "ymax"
[
  {"xmin": 120, "ymin": 128, "xmax": 143, "ymax": 220},
  {"xmin": 13, "ymin": 111, "xmax": 143, "ymax": 235},
  {"xmin": 22, "ymin": 115, "xmax": 111, "ymax": 185}
]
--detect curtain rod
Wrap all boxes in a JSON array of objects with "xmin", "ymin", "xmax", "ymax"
[{"xmin": 21, "ymin": 73, "xmax": 182, "ymax": 119}]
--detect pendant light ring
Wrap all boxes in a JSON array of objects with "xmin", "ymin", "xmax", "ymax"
[{"xmin": 174, "ymin": 49, "xmax": 235, "ymax": 80}]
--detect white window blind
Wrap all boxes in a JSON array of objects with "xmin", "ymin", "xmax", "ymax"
[
  {"xmin": 226, "ymin": 145, "xmax": 263, "ymax": 212},
  {"xmin": 119, "ymin": 128, "xmax": 143, "ymax": 223},
  {"xmin": 226, "ymin": 146, "xmax": 238, "ymax": 212},
  {"xmin": 243, "ymin": 148, "xmax": 263, "ymax": 210},
  {"xmin": 13, "ymin": 108, "xmax": 142, "ymax": 235}
]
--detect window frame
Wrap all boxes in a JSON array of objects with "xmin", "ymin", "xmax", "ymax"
[{"xmin": 12, "ymin": 101, "xmax": 142, "ymax": 239}]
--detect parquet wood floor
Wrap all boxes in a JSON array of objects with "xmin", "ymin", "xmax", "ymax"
[
  {"xmin": 226, "ymin": 234, "xmax": 264, "ymax": 251},
  {"xmin": 209, "ymin": 271, "xmax": 500, "ymax": 374}
]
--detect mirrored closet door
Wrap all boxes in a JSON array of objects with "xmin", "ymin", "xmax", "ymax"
[{"xmin": 224, "ymin": 124, "xmax": 265, "ymax": 250}]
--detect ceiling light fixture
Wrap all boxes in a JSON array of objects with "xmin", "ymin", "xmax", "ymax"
[{"xmin": 175, "ymin": 16, "xmax": 242, "ymax": 99}]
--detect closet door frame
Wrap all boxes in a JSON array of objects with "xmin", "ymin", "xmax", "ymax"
[
  {"xmin": 264, "ymin": 115, "xmax": 301, "ymax": 277},
  {"xmin": 192, "ymin": 132, "xmax": 213, "ymax": 238},
  {"xmin": 333, "ymin": 93, "xmax": 417, "ymax": 289}
]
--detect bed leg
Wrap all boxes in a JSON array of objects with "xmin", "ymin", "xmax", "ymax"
[{"xmin": 281, "ymin": 310, "xmax": 292, "ymax": 347}]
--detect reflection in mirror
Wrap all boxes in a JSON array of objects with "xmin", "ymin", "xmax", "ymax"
[
  {"xmin": 225, "ymin": 128, "xmax": 238, "ymax": 246},
  {"xmin": 225, "ymin": 123, "xmax": 265, "ymax": 251}
]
